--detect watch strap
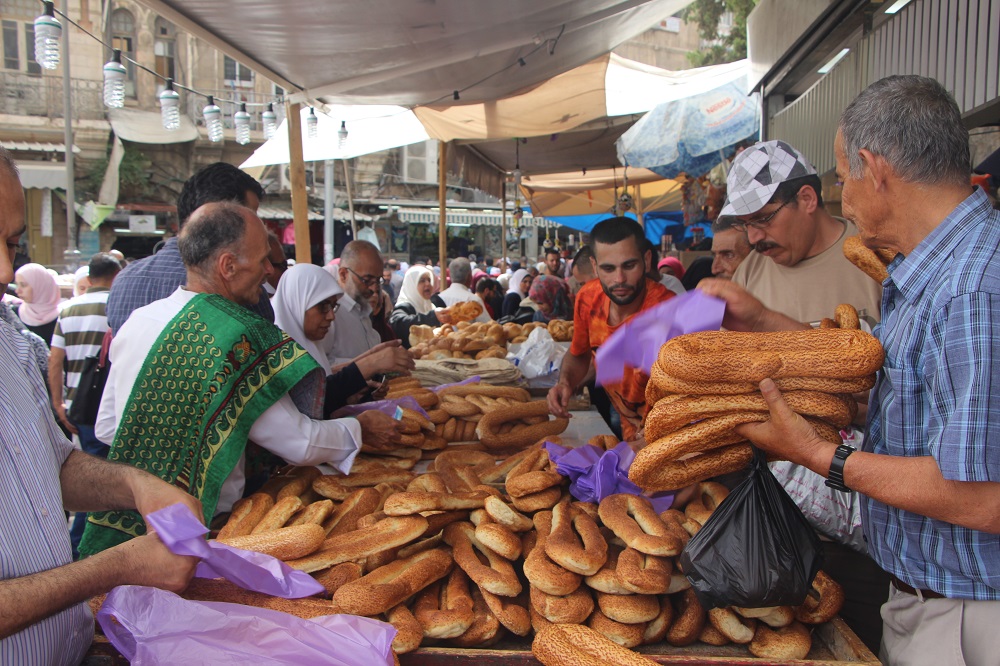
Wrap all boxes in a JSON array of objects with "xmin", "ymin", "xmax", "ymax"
[{"xmin": 825, "ymin": 444, "xmax": 856, "ymax": 492}]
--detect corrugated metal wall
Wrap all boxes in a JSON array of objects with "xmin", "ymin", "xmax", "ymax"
[{"xmin": 769, "ymin": 0, "xmax": 999, "ymax": 173}]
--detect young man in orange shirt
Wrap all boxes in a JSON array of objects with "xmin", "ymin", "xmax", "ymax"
[{"xmin": 547, "ymin": 216, "xmax": 674, "ymax": 441}]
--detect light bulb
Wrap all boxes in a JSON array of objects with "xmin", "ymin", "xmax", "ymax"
[
  {"xmin": 159, "ymin": 79, "xmax": 180, "ymax": 130},
  {"xmin": 103, "ymin": 49, "xmax": 127, "ymax": 109},
  {"xmin": 234, "ymin": 103, "xmax": 251, "ymax": 145},
  {"xmin": 306, "ymin": 108, "xmax": 318, "ymax": 139},
  {"xmin": 203, "ymin": 96, "xmax": 223, "ymax": 143},
  {"xmin": 33, "ymin": 2, "xmax": 61, "ymax": 70},
  {"xmin": 262, "ymin": 103, "xmax": 277, "ymax": 139},
  {"xmin": 338, "ymin": 121, "xmax": 348, "ymax": 149}
]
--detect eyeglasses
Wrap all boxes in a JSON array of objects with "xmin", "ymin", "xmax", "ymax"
[
  {"xmin": 315, "ymin": 300, "xmax": 340, "ymax": 315},
  {"xmin": 346, "ymin": 266, "xmax": 383, "ymax": 288},
  {"xmin": 270, "ymin": 260, "xmax": 288, "ymax": 270},
  {"xmin": 731, "ymin": 199, "xmax": 792, "ymax": 232}
]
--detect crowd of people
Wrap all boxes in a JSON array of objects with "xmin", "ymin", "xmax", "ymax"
[{"xmin": 2, "ymin": 74, "xmax": 998, "ymax": 666}]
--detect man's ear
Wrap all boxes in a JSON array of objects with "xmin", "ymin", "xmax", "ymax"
[
  {"xmin": 218, "ymin": 250, "xmax": 238, "ymax": 281},
  {"xmin": 643, "ymin": 247, "xmax": 652, "ymax": 272},
  {"xmin": 858, "ymin": 148, "xmax": 891, "ymax": 192},
  {"xmin": 797, "ymin": 183, "xmax": 819, "ymax": 215}
]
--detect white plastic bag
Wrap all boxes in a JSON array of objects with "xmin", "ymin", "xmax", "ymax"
[{"xmin": 506, "ymin": 327, "xmax": 565, "ymax": 380}]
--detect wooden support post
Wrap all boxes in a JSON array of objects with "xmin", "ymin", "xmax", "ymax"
[
  {"xmin": 438, "ymin": 140, "xmax": 448, "ymax": 286},
  {"xmin": 635, "ymin": 182, "xmax": 644, "ymax": 228},
  {"xmin": 286, "ymin": 102, "xmax": 311, "ymax": 264}
]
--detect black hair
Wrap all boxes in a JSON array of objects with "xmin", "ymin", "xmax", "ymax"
[
  {"xmin": 589, "ymin": 216, "xmax": 645, "ymax": 251},
  {"xmin": 176, "ymin": 162, "xmax": 264, "ymax": 226},
  {"xmin": 544, "ymin": 247, "xmax": 560, "ymax": 257},
  {"xmin": 88, "ymin": 252, "xmax": 122, "ymax": 279},
  {"xmin": 771, "ymin": 175, "xmax": 824, "ymax": 209},
  {"xmin": 475, "ymin": 277, "xmax": 498, "ymax": 294}
]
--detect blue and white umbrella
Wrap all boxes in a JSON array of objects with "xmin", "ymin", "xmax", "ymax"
[{"xmin": 616, "ymin": 82, "xmax": 760, "ymax": 179}]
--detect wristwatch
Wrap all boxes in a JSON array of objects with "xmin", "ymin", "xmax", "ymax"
[{"xmin": 825, "ymin": 444, "xmax": 856, "ymax": 492}]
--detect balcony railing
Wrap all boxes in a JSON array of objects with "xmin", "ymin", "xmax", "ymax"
[{"xmin": 0, "ymin": 71, "xmax": 106, "ymax": 121}]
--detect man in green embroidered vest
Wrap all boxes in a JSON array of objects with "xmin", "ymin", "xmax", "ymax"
[{"xmin": 80, "ymin": 202, "xmax": 389, "ymax": 555}]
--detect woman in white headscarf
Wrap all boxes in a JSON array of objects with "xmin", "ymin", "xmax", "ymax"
[
  {"xmin": 389, "ymin": 265, "xmax": 453, "ymax": 347},
  {"xmin": 272, "ymin": 264, "xmax": 412, "ymax": 415},
  {"xmin": 501, "ymin": 268, "xmax": 532, "ymax": 319}
]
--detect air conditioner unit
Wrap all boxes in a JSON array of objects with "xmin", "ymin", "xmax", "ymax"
[
  {"xmin": 280, "ymin": 165, "xmax": 314, "ymax": 192},
  {"xmin": 402, "ymin": 140, "xmax": 439, "ymax": 184}
]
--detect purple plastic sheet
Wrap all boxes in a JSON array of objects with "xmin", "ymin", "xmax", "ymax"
[
  {"xmin": 594, "ymin": 289, "xmax": 725, "ymax": 387},
  {"xmin": 98, "ymin": 586, "xmax": 396, "ymax": 666},
  {"xmin": 146, "ymin": 503, "xmax": 324, "ymax": 598},
  {"xmin": 331, "ymin": 394, "xmax": 428, "ymax": 419},
  {"xmin": 429, "ymin": 375, "xmax": 482, "ymax": 392},
  {"xmin": 545, "ymin": 441, "xmax": 675, "ymax": 512}
]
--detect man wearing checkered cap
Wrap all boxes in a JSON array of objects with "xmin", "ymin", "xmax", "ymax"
[{"xmin": 701, "ymin": 139, "xmax": 886, "ymax": 653}]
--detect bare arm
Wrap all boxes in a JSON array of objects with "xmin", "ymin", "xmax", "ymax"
[
  {"xmin": 736, "ymin": 379, "xmax": 1000, "ymax": 534},
  {"xmin": 546, "ymin": 350, "xmax": 592, "ymax": 418},
  {"xmin": 0, "ymin": 532, "xmax": 197, "ymax": 639},
  {"xmin": 48, "ymin": 346, "xmax": 77, "ymax": 434}
]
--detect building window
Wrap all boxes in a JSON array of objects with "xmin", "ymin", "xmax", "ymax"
[
  {"xmin": 2, "ymin": 18, "xmax": 40, "ymax": 74},
  {"xmin": 153, "ymin": 18, "xmax": 176, "ymax": 86},
  {"xmin": 2, "ymin": 20, "xmax": 19, "ymax": 70},
  {"xmin": 224, "ymin": 55, "xmax": 253, "ymax": 87},
  {"xmin": 111, "ymin": 8, "xmax": 136, "ymax": 98}
]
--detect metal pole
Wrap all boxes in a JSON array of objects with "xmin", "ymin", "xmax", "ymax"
[
  {"xmin": 324, "ymin": 159, "xmax": 334, "ymax": 262},
  {"xmin": 500, "ymin": 195, "xmax": 507, "ymax": 269},
  {"xmin": 61, "ymin": 0, "xmax": 80, "ymax": 270},
  {"xmin": 342, "ymin": 159, "xmax": 357, "ymax": 240},
  {"xmin": 437, "ymin": 140, "xmax": 448, "ymax": 286}
]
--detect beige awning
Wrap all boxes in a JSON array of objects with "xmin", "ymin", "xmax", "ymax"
[
  {"xmin": 107, "ymin": 108, "xmax": 200, "ymax": 144},
  {"xmin": 13, "ymin": 161, "xmax": 68, "ymax": 190}
]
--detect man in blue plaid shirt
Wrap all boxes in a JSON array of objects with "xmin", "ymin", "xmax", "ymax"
[{"xmin": 703, "ymin": 75, "xmax": 1000, "ymax": 664}]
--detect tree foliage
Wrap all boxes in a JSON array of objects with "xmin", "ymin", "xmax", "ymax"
[
  {"xmin": 683, "ymin": 0, "xmax": 758, "ymax": 67},
  {"xmin": 84, "ymin": 145, "xmax": 153, "ymax": 201}
]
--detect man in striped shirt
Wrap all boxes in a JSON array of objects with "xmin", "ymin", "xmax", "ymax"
[
  {"xmin": 0, "ymin": 147, "xmax": 200, "ymax": 665},
  {"xmin": 49, "ymin": 252, "xmax": 120, "ymax": 447}
]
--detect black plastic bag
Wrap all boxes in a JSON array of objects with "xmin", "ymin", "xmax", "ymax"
[{"xmin": 679, "ymin": 448, "xmax": 822, "ymax": 609}]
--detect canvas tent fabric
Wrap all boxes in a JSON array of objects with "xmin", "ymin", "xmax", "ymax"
[{"xmin": 522, "ymin": 167, "xmax": 683, "ymax": 217}]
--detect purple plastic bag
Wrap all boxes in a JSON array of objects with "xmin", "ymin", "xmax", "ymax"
[
  {"xmin": 98, "ymin": 585, "xmax": 396, "ymax": 666},
  {"xmin": 595, "ymin": 289, "xmax": 725, "ymax": 386},
  {"xmin": 146, "ymin": 503, "xmax": 324, "ymax": 598},
  {"xmin": 545, "ymin": 441, "xmax": 674, "ymax": 512},
  {"xmin": 331, "ymin": 394, "xmax": 428, "ymax": 419},
  {"xmin": 430, "ymin": 375, "xmax": 482, "ymax": 392}
]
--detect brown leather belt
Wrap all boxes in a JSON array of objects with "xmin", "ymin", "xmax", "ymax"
[{"xmin": 891, "ymin": 575, "xmax": 946, "ymax": 599}]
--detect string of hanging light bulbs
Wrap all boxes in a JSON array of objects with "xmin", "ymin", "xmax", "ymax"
[{"xmin": 31, "ymin": 0, "xmax": 343, "ymax": 146}]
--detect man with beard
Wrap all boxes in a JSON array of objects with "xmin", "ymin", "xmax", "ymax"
[
  {"xmin": 722, "ymin": 140, "xmax": 881, "ymax": 325},
  {"xmin": 547, "ymin": 217, "xmax": 673, "ymax": 441}
]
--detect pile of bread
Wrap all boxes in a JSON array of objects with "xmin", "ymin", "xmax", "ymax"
[
  {"xmin": 189, "ymin": 439, "xmax": 843, "ymax": 661},
  {"xmin": 376, "ymin": 376, "xmax": 567, "ymax": 453},
  {"xmin": 409, "ymin": 322, "xmax": 510, "ymax": 361},
  {"xmin": 631, "ymin": 304, "xmax": 884, "ymax": 492},
  {"xmin": 505, "ymin": 319, "xmax": 574, "ymax": 344}
]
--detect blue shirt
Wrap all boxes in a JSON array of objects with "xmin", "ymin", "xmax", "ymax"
[
  {"xmin": 106, "ymin": 237, "xmax": 274, "ymax": 334},
  {"xmin": 0, "ymin": 317, "xmax": 91, "ymax": 665},
  {"xmin": 862, "ymin": 187, "xmax": 1000, "ymax": 599}
]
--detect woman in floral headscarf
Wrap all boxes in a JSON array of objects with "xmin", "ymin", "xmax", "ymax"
[{"xmin": 528, "ymin": 275, "xmax": 572, "ymax": 322}]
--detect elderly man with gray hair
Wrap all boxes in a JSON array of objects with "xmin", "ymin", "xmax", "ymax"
[
  {"xmin": 705, "ymin": 75, "xmax": 1000, "ymax": 664},
  {"xmin": 436, "ymin": 257, "xmax": 493, "ymax": 323}
]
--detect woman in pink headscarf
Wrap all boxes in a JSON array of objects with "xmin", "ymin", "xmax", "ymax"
[
  {"xmin": 657, "ymin": 256, "xmax": 685, "ymax": 280},
  {"xmin": 13, "ymin": 263, "xmax": 62, "ymax": 345}
]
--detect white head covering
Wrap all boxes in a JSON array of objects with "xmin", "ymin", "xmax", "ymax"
[
  {"xmin": 272, "ymin": 263, "xmax": 343, "ymax": 369},
  {"xmin": 508, "ymin": 268, "xmax": 530, "ymax": 297},
  {"xmin": 73, "ymin": 266, "xmax": 90, "ymax": 297},
  {"xmin": 395, "ymin": 265, "xmax": 435, "ymax": 315}
]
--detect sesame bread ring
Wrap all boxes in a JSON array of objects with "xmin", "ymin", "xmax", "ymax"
[
  {"xmin": 523, "ymin": 510, "xmax": 583, "ymax": 596},
  {"xmin": 530, "ymin": 584, "xmax": 595, "ymax": 624},
  {"xmin": 532, "ymin": 623, "xmax": 659, "ymax": 666},
  {"xmin": 655, "ymin": 329, "xmax": 884, "ymax": 383},
  {"xmin": 480, "ymin": 587, "xmax": 532, "ymax": 636},
  {"xmin": 665, "ymin": 588, "xmax": 706, "ymax": 647},
  {"xmin": 383, "ymin": 490, "xmax": 487, "ymax": 516},
  {"xmin": 332, "ymin": 547, "xmax": 453, "ymax": 617},
  {"xmin": 698, "ymin": 621, "xmax": 732, "ymax": 646},
  {"xmin": 749, "ymin": 620, "xmax": 812, "ymax": 660},
  {"xmin": 708, "ymin": 607, "xmax": 756, "ymax": 644},
  {"xmin": 834, "ymin": 303, "xmax": 860, "ymax": 330},
  {"xmin": 285, "ymin": 515, "xmax": 428, "ymax": 573},
  {"xmin": 475, "ymin": 521, "xmax": 522, "ymax": 561},
  {"xmin": 217, "ymin": 492, "xmax": 274, "ymax": 540},
  {"xmin": 735, "ymin": 604, "xmax": 795, "ymax": 628},
  {"xmin": 598, "ymin": 494, "xmax": 683, "ymax": 557},
  {"xmin": 584, "ymin": 545, "xmax": 633, "ymax": 595},
  {"xmin": 843, "ymin": 234, "xmax": 889, "ymax": 283},
  {"xmin": 444, "ymin": 521, "xmax": 521, "ymax": 597},
  {"xmin": 614, "ymin": 547, "xmax": 673, "ymax": 595},
  {"xmin": 511, "ymin": 486, "xmax": 564, "ymax": 513},
  {"xmin": 587, "ymin": 608, "xmax": 646, "ymax": 648},
  {"xmin": 483, "ymin": 495, "xmax": 534, "ymax": 532},
  {"xmin": 597, "ymin": 591, "xmax": 660, "ymax": 624},
  {"xmin": 641, "ymin": 596, "xmax": 674, "ymax": 645},
  {"xmin": 630, "ymin": 443, "xmax": 754, "ymax": 493},
  {"xmin": 216, "ymin": 523, "xmax": 325, "ymax": 561},
  {"xmin": 477, "ymin": 400, "xmax": 569, "ymax": 453},
  {"xmin": 647, "ymin": 362, "xmax": 878, "ymax": 401},
  {"xmin": 545, "ymin": 501, "xmax": 608, "ymax": 576},
  {"xmin": 413, "ymin": 568, "xmax": 475, "ymax": 639},
  {"xmin": 794, "ymin": 570, "xmax": 845, "ymax": 624},
  {"xmin": 451, "ymin": 585, "xmax": 502, "ymax": 647},
  {"xmin": 385, "ymin": 604, "xmax": 424, "ymax": 654}
]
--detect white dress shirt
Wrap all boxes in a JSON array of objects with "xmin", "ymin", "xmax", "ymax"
[
  {"xmin": 437, "ymin": 283, "xmax": 492, "ymax": 323},
  {"xmin": 324, "ymin": 291, "xmax": 381, "ymax": 366},
  {"xmin": 96, "ymin": 288, "xmax": 362, "ymax": 515}
]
